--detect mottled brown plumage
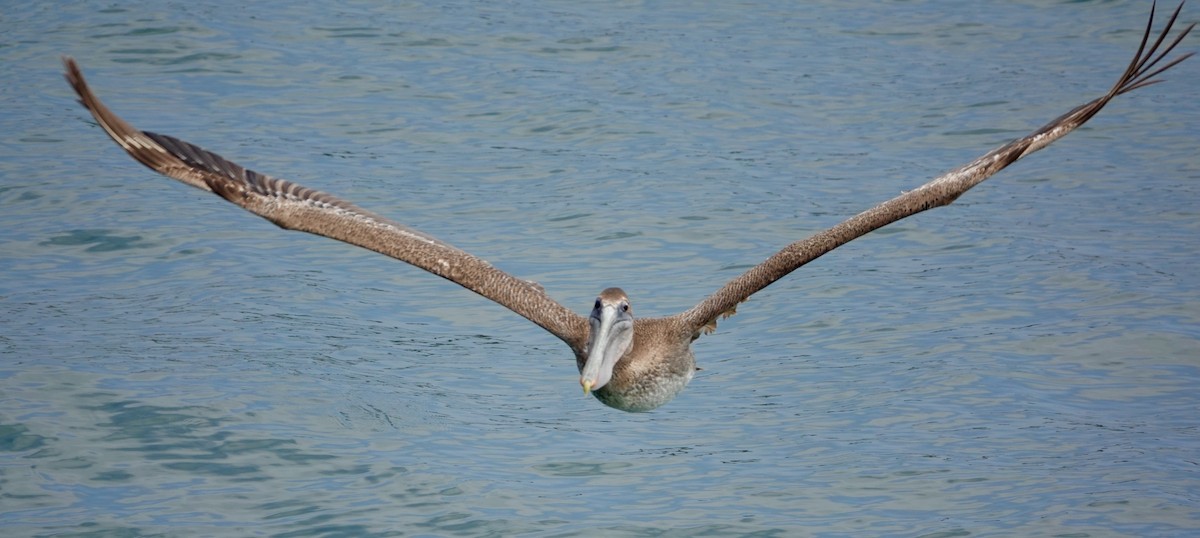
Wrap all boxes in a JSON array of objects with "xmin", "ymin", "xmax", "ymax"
[{"xmin": 64, "ymin": 3, "xmax": 1192, "ymax": 411}]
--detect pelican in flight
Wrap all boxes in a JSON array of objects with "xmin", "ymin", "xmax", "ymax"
[{"xmin": 65, "ymin": 4, "xmax": 1193, "ymax": 412}]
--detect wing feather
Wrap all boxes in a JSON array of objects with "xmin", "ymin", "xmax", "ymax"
[
  {"xmin": 63, "ymin": 57, "xmax": 588, "ymax": 350},
  {"xmin": 681, "ymin": 2, "xmax": 1194, "ymax": 336}
]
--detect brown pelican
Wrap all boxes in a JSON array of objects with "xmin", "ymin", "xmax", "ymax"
[{"xmin": 64, "ymin": 4, "xmax": 1193, "ymax": 412}]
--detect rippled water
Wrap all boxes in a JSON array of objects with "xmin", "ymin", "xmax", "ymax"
[{"xmin": 3, "ymin": 1, "xmax": 1199, "ymax": 536}]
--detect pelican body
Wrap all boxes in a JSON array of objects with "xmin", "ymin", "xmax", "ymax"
[
  {"xmin": 581, "ymin": 290, "xmax": 696, "ymax": 411},
  {"xmin": 63, "ymin": 4, "xmax": 1192, "ymax": 411}
]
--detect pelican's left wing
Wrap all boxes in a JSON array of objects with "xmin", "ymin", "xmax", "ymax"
[
  {"xmin": 64, "ymin": 57, "xmax": 588, "ymax": 350},
  {"xmin": 681, "ymin": 2, "xmax": 1193, "ymax": 337}
]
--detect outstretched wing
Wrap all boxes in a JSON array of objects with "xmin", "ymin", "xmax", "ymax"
[
  {"xmin": 681, "ymin": 1, "xmax": 1194, "ymax": 336},
  {"xmin": 64, "ymin": 57, "xmax": 588, "ymax": 351}
]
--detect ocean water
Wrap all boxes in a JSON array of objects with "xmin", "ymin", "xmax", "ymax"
[{"xmin": 2, "ymin": 1, "xmax": 1199, "ymax": 536}]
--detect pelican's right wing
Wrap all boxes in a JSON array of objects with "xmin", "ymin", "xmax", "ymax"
[
  {"xmin": 64, "ymin": 57, "xmax": 588, "ymax": 351},
  {"xmin": 681, "ymin": 1, "xmax": 1193, "ymax": 336}
]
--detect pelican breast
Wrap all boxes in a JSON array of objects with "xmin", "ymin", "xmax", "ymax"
[{"xmin": 582, "ymin": 317, "xmax": 697, "ymax": 412}]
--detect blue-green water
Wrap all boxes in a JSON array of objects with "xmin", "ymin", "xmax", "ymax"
[{"xmin": 3, "ymin": 1, "xmax": 1199, "ymax": 536}]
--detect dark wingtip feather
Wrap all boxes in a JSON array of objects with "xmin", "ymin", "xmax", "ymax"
[
  {"xmin": 1117, "ymin": 3, "xmax": 1194, "ymax": 96},
  {"xmin": 62, "ymin": 56, "xmax": 88, "ymax": 109}
]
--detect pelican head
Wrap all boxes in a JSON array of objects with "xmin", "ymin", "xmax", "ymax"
[{"xmin": 581, "ymin": 287, "xmax": 634, "ymax": 395}]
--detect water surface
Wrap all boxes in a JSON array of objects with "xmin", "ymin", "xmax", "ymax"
[{"xmin": 2, "ymin": 1, "xmax": 1199, "ymax": 536}]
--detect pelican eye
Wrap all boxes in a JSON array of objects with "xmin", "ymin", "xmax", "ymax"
[
  {"xmin": 621, "ymin": 302, "xmax": 630, "ymax": 313},
  {"xmin": 594, "ymin": 299, "xmax": 602, "ymax": 310}
]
